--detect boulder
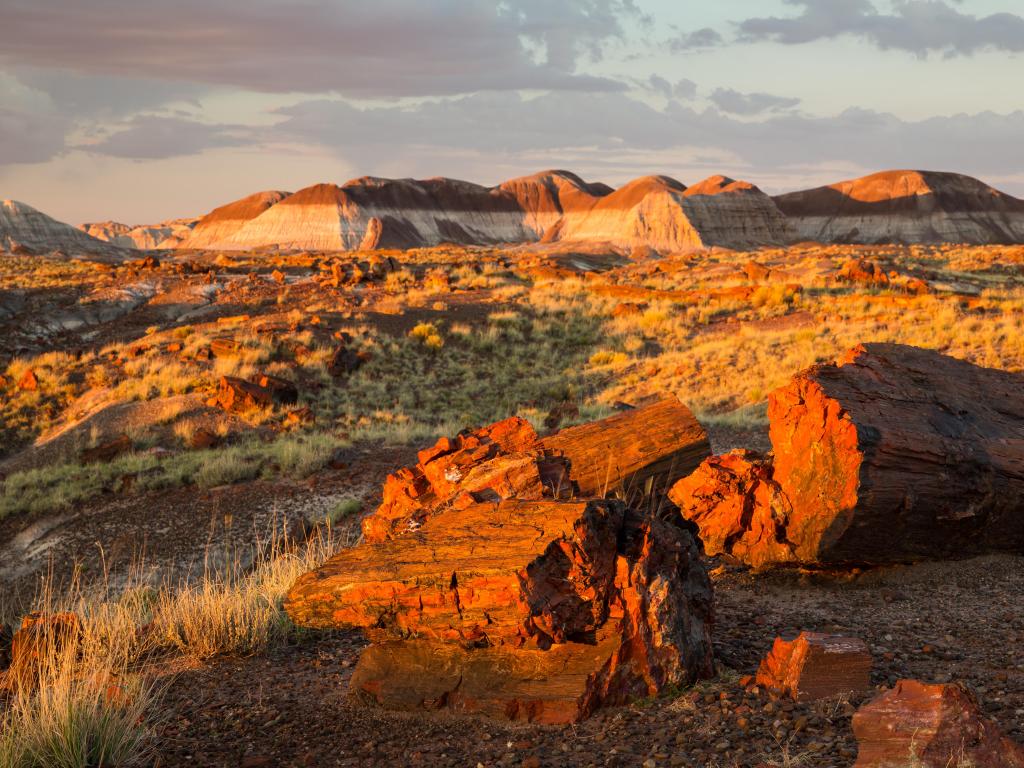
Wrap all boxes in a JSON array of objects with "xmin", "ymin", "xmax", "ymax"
[
  {"xmin": 286, "ymin": 500, "xmax": 714, "ymax": 723},
  {"xmin": 361, "ymin": 397, "xmax": 710, "ymax": 543},
  {"xmin": 852, "ymin": 680, "xmax": 1024, "ymax": 767},
  {"xmin": 755, "ymin": 632, "xmax": 872, "ymax": 702},
  {"xmin": 838, "ymin": 258, "xmax": 889, "ymax": 286},
  {"xmin": 327, "ymin": 344, "xmax": 365, "ymax": 377},
  {"xmin": 362, "ymin": 416, "xmax": 547, "ymax": 543},
  {"xmin": 288, "ymin": 499, "xmax": 624, "ymax": 647},
  {"xmin": 671, "ymin": 343, "xmax": 1024, "ymax": 566},
  {"xmin": 216, "ymin": 376, "xmax": 275, "ymax": 412}
]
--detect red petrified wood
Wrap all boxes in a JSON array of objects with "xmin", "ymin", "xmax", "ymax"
[
  {"xmin": 671, "ymin": 343, "xmax": 1024, "ymax": 566},
  {"xmin": 755, "ymin": 631, "xmax": 872, "ymax": 702},
  {"xmin": 852, "ymin": 680, "xmax": 1024, "ymax": 767},
  {"xmin": 362, "ymin": 396, "xmax": 710, "ymax": 543},
  {"xmin": 286, "ymin": 499, "xmax": 714, "ymax": 723}
]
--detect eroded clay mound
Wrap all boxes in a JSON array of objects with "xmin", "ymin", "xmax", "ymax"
[
  {"xmin": 1, "ymin": 200, "xmax": 120, "ymax": 256},
  {"xmin": 774, "ymin": 169, "xmax": 1024, "ymax": 244}
]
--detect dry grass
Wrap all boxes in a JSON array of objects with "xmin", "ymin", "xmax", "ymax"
[{"xmin": 0, "ymin": 525, "xmax": 343, "ymax": 767}]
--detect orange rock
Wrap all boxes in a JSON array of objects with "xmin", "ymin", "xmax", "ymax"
[
  {"xmin": 853, "ymin": 680, "xmax": 1024, "ymax": 767},
  {"xmin": 17, "ymin": 369, "xmax": 38, "ymax": 391},
  {"xmin": 838, "ymin": 258, "xmax": 889, "ymax": 286},
  {"xmin": 755, "ymin": 632, "xmax": 871, "ymax": 701},
  {"xmin": 216, "ymin": 376, "xmax": 275, "ymax": 412},
  {"xmin": 289, "ymin": 499, "xmax": 623, "ymax": 647},
  {"xmin": 271, "ymin": 269, "xmax": 286, "ymax": 284},
  {"xmin": 362, "ymin": 416, "xmax": 544, "ymax": 543},
  {"xmin": 672, "ymin": 343, "xmax": 1024, "ymax": 566},
  {"xmin": 9, "ymin": 612, "xmax": 82, "ymax": 682},
  {"xmin": 289, "ymin": 500, "xmax": 714, "ymax": 723},
  {"xmin": 210, "ymin": 337, "xmax": 243, "ymax": 358},
  {"xmin": 669, "ymin": 449, "xmax": 794, "ymax": 569}
]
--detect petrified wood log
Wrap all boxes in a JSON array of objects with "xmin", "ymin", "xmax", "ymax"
[
  {"xmin": 362, "ymin": 397, "xmax": 710, "ymax": 543},
  {"xmin": 286, "ymin": 501, "xmax": 714, "ymax": 722},
  {"xmin": 538, "ymin": 396, "xmax": 710, "ymax": 499},
  {"xmin": 672, "ymin": 343, "xmax": 1024, "ymax": 566},
  {"xmin": 755, "ymin": 632, "xmax": 871, "ymax": 702},
  {"xmin": 287, "ymin": 499, "xmax": 623, "ymax": 647},
  {"xmin": 852, "ymin": 680, "xmax": 1024, "ymax": 767}
]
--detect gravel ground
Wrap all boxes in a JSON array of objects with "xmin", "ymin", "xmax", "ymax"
[{"xmin": 153, "ymin": 553, "xmax": 1024, "ymax": 768}]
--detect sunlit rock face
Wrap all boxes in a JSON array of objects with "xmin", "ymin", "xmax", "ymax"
[
  {"xmin": 177, "ymin": 190, "xmax": 292, "ymax": 250},
  {"xmin": 172, "ymin": 170, "xmax": 796, "ymax": 253},
  {"xmin": 774, "ymin": 169, "xmax": 1024, "ymax": 245}
]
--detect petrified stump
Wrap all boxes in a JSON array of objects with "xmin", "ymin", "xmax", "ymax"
[
  {"xmin": 363, "ymin": 397, "xmax": 710, "ymax": 543},
  {"xmin": 672, "ymin": 343, "xmax": 1024, "ymax": 566},
  {"xmin": 755, "ymin": 632, "xmax": 871, "ymax": 702},
  {"xmin": 852, "ymin": 680, "xmax": 1024, "ymax": 767},
  {"xmin": 286, "ymin": 500, "xmax": 715, "ymax": 723}
]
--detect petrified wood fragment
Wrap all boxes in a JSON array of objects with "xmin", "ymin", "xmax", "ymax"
[
  {"xmin": 853, "ymin": 680, "xmax": 1024, "ymax": 767},
  {"xmin": 755, "ymin": 632, "xmax": 871, "ymax": 702},
  {"xmin": 672, "ymin": 343, "xmax": 1024, "ymax": 566},
  {"xmin": 362, "ymin": 397, "xmax": 710, "ymax": 543}
]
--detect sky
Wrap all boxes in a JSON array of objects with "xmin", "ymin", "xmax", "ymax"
[{"xmin": 0, "ymin": 0, "xmax": 1022, "ymax": 224}]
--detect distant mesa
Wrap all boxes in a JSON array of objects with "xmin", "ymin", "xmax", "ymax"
[
  {"xmin": 774, "ymin": 169, "xmax": 1024, "ymax": 245},
  {"xmin": 80, "ymin": 217, "xmax": 198, "ymax": 250},
  {"xmin": 1, "ymin": 199, "xmax": 121, "ymax": 256},
  {"xmin": 173, "ymin": 170, "xmax": 795, "ymax": 253},
  {"xmin": 6, "ymin": 168, "xmax": 1024, "ymax": 258}
]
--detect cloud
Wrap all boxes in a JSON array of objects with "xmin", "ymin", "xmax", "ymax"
[
  {"xmin": 81, "ymin": 116, "xmax": 250, "ymax": 159},
  {"xmin": 669, "ymin": 27, "xmax": 724, "ymax": 51},
  {"xmin": 709, "ymin": 88, "xmax": 801, "ymax": 115},
  {"xmin": 0, "ymin": 0, "xmax": 637, "ymax": 97},
  {"xmin": 266, "ymin": 91, "xmax": 1024, "ymax": 184},
  {"xmin": 737, "ymin": 0, "xmax": 1024, "ymax": 56},
  {"xmin": 0, "ymin": 107, "xmax": 68, "ymax": 165}
]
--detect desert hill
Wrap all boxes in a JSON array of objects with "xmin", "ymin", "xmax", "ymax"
[
  {"xmin": 0, "ymin": 199, "xmax": 121, "ymax": 256},
  {"xmin": 80, "ymin": 217, "xmax": 198, "ymax": 250},
  {"xmin": 179, "ymin": 190, "xmax": 292, "ymax": 249},
  {"xmin": 774, "ymin": 169, "xmax": 1024, "ymax": 244},
  {"xmin": 178, "ymin": 170, "xmax": 795, "ymax": 253}
]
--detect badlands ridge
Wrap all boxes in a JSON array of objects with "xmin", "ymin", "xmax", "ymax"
[{"xmin": 3, "ymin": 168, "xmax": 1024, "ymax": 256}]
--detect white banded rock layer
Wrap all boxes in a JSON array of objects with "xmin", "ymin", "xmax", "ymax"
[
  {"xmin": 80, "ymin": 218, "xmax": 198, "ymax": 250},
  {"xmin": 183, "ymin": 171, "xmax": 795, "ymax": 253},
  {"xmin": 774, "ymin": 170, "xmax": 1024, "ymax": 245},
  {"xmin": 179, "ymin": 190, "xmax": 292, "ymax": 250},
  {"xmin": 1, "ymin": 200, "xmax": 119, "ymax": 256}
]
